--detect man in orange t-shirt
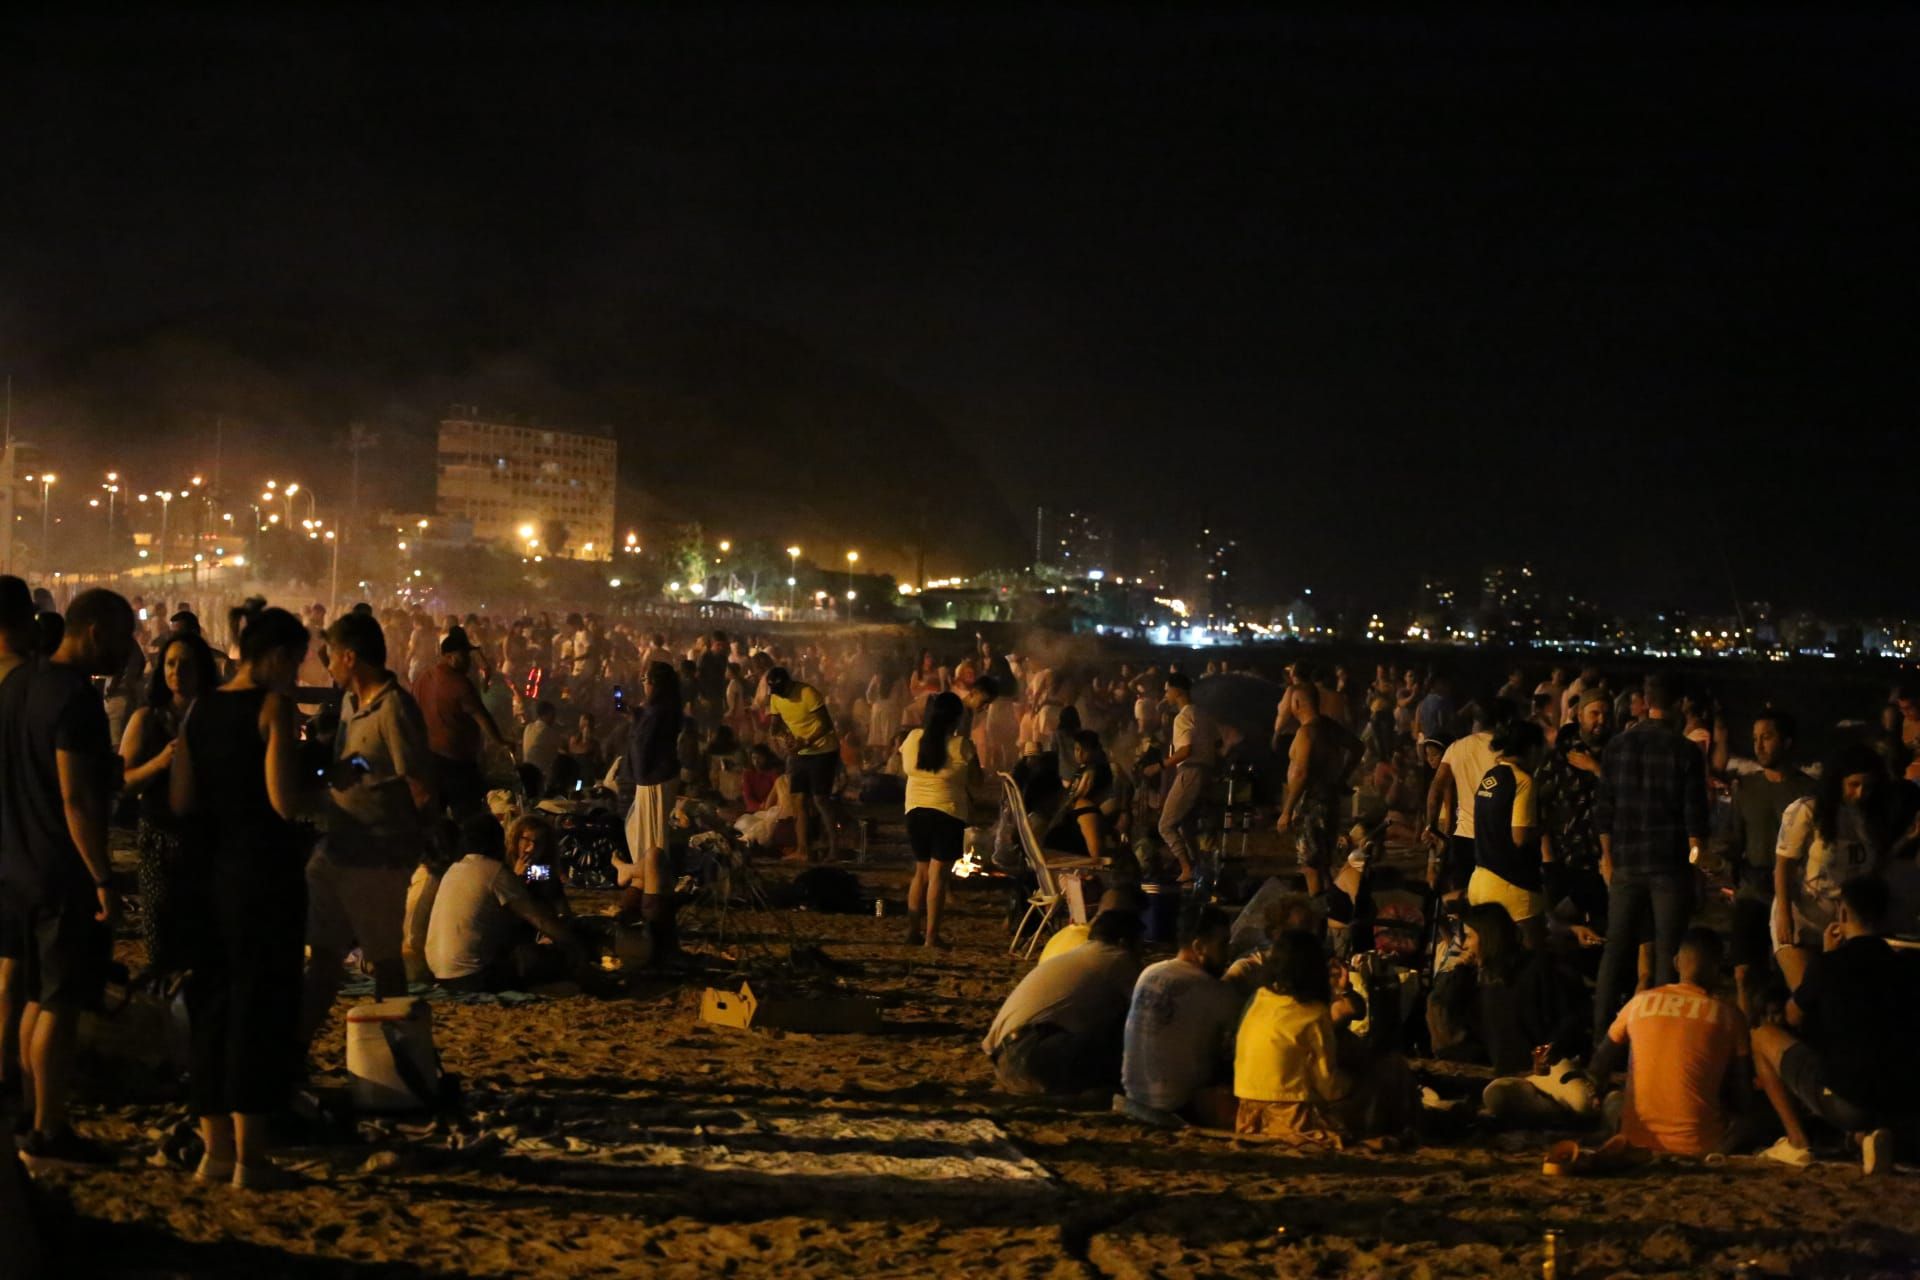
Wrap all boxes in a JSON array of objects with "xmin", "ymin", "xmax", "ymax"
[{"xmin": 1591, "ymin": 927, "xmax": 1751, "ymax": 1155}]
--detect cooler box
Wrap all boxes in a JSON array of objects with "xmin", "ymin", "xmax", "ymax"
[
  {"xmin": 1141, "ymin": 881, "xmax": 1182, "ymax": 943},
  {"xmin": 346, "ymin": 998, "xmax": 441, "ymax": 1112},
  {"xmin": 1060, "ymin": 869, "xmax": 1103, "ymax": 925}
]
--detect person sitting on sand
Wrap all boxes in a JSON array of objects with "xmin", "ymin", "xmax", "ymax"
[
  {"xmin": 1445, "ymin": 903, "xmax": 1590, "ymax": 1076},
  {"xmin": 733, "ymin": 744, "xmax": 793, "ymax": 849},
  {"xmin": 1584, "ymin": 925, "xmax": 1750, "ymax": 1157},
  {"xmin": 426, "ymin": 813, "xmax": 589, "ymax": 992},
  {"xmin": 1232, "ymin": 931, "xmax": 1414, "ymax": 1146},
  {"xmin": 983, "ymin": 908, "xmax": 1144, "ymax": 1095},
  {"xmin": 1751, "ymin": 876, "xmax": 1915, "ymax": 1173},
  {"xmin": 1118, "ymin": 906, "xmax": 1241, "ymax": 1128}
]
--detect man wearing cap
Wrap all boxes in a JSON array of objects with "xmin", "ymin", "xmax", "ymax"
[
  {"xmin": 1534, "ymin": 687, "xmax": 1612, "ymax": 933},
  {"xmin": 412, "ymin": 624, "xmax": 514, "ymax": 820}
]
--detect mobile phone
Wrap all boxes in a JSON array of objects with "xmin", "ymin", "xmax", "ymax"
[
  {"xmin": 612, "ymin": 684, "xmax": 625, "ymax": 712},
  {"xmin": 525, "ymin": 863, "xmax": 552, "ymax": 882}
]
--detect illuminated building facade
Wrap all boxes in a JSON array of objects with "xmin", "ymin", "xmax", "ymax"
[{"xmin": 436, "ymin": 412, "xmax": 617, "ymax": 561}]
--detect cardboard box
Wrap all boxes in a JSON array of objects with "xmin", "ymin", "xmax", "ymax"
[{"xmin": 699, "ymin": 982, "xmax": 884, "ymax": 1035}]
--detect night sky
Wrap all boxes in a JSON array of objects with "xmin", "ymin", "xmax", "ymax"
[{"xmin": 3, "ymin": 7, "xmax": 1916, "ymax": 613}]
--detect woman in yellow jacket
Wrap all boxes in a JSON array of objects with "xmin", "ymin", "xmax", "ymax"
[{"xmin": 1233, "ymin": 931, "xmax": 1414, "ymax": 1145}]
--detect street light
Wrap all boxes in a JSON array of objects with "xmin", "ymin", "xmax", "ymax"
[
  {"xmin": 31, "ymin": 474, "xmax": 54, "ymax": 551},
  {"xmin": 153, "ymin": 490, "xmax": 175, "ymax": 587},
  {"xmin": 787, "ymin": 545, "xmax": 801, "ymax": 615},
  {"xmin": 845, "ymin": 549, "xmax": 858, "ymax": 604},
  {"xmin": 101, "ymin": 478, "xmax": 120, "ymax": 569}
]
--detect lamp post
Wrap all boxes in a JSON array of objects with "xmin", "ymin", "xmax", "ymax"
[
  {"xmin": 142, "ymin": 490, "xmax": 174, "ymax": 589},
  {"xmin": 25, "ymin": 473, "xmax": 54, "ymax": 553},
  {"xmin": 845, "ymin": 550, "xmax": 858, "ymax": 611},
  {"xmin": 326, "ymin": 526, "xmax": 339, "ymax": 616},
  {"xmin": 786, "ymin": 545, "xmax": 800, "ymax": 616}
]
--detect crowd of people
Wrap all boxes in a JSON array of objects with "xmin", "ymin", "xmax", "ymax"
[
  {"xmin": 982, "ymin": 660, "xmax": 1920, "ymax": 1171},
  {"xmin": 3, "ymin": 578, "xmax": 1919, "ymax": 1190}
]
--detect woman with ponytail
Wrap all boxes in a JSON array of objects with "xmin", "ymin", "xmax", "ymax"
[{"xmin": 899, "ymin": 691, "xmax": 973, "ymax": 947}]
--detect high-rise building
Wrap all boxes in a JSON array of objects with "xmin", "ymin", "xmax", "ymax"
[
  {"xmin": 1190, "ymin": 526, "xmax": 1238, "ymax": 623},
  {"xmin": 436, "ymin": 412, "xmax": 617, "ymax": 561},
  {"xmin": 1034, "ymin": 506, "xmax": 1113, "ymax": 575}
]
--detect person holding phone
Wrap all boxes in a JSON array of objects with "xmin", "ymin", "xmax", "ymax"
[
  {"xmin": 297, "ymin": 612, "xmax": 435, "ymax": 1055},
  {"xmin": 427, "ymin": 813, "xmax": 585, "ymax": 991}
]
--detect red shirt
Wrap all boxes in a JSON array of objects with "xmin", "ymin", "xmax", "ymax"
[{"xmin": 413, "ymin": 663, "xmax": 482, "ymax": 761}]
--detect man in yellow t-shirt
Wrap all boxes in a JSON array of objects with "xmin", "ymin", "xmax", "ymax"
[{"xmin": 767, "ymin": 667, "xmax": 841, "ymax": 862}]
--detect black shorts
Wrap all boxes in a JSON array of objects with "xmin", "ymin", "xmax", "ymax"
[
  {"xmin": 907, "ymin": 808, "xmax": 965, "ymax": 862},
  {"xmin": 1778, "ymin": 1041, "xmax": 1875, "ymax": 1133},
  {"xmin": 12, "ymin": 902, "xmax": 111, "ymax": 1012},
  {"xmin": 788, "ymin": 752, "xmax": 838, "ymax": 797}
]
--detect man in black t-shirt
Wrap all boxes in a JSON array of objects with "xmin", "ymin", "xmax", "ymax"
[
  {"xmin": 0, "ymin": 589, "xmax": 136, "ymax": 1167},
  {"xmin": 1752, "ymin": 875, "xmax": 1920, "ymax": 1174}
]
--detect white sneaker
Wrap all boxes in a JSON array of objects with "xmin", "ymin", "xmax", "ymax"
[
  {"xmin": 1862, "ymin": 1128, "xmax": 1894, "ymax": 1176},
  {"xmin": 1534, "ymin": 1062, "xmax": 1598, "ymax": 1116},
  {"xmin": 1761, "ymin": 1137, "xmax": 1812, "ymax": 1168}
]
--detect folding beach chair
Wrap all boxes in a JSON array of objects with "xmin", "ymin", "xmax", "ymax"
[{"xmin": 1001, "ymin": 772, "xmax": 1097, "ymax": 959}]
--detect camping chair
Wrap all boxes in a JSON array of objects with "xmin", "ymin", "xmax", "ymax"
[{"xmin": 1001, "ymin": 772, "xmax": 1097, "ymax": 959}]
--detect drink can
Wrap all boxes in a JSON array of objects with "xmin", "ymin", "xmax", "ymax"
[{"xmin": 1542, "ymin": 1229, "xmax": 1566, "ymax": 1279}]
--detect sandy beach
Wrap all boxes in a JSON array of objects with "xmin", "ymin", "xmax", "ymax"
[{"xmin": 24, "ymin": 821, "xmax": 1920, "ymax": 1280}]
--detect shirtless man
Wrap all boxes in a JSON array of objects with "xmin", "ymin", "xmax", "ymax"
[{"xmin": 1275, "ymin": 681, "xmax": 1362, "ymax": 896}]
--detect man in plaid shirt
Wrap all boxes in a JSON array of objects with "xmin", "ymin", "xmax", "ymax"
[{"xmin": 1591, "ymin": 674, "xmax": 1709, "ymax": 1047}]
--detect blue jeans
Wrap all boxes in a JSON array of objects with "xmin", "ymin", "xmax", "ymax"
[{"xmin": 1591, "ymin": 868, "xmax": 1692, "ymax": 1049}]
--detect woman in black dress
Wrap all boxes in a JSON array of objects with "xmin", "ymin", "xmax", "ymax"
[
  {"xmin": 119, "ymin": 631, "xmax": 220, "ymax": 981},
  {"xmin": 170, "ymin": 605, "xmax": 311, "ymax": 1189}
]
